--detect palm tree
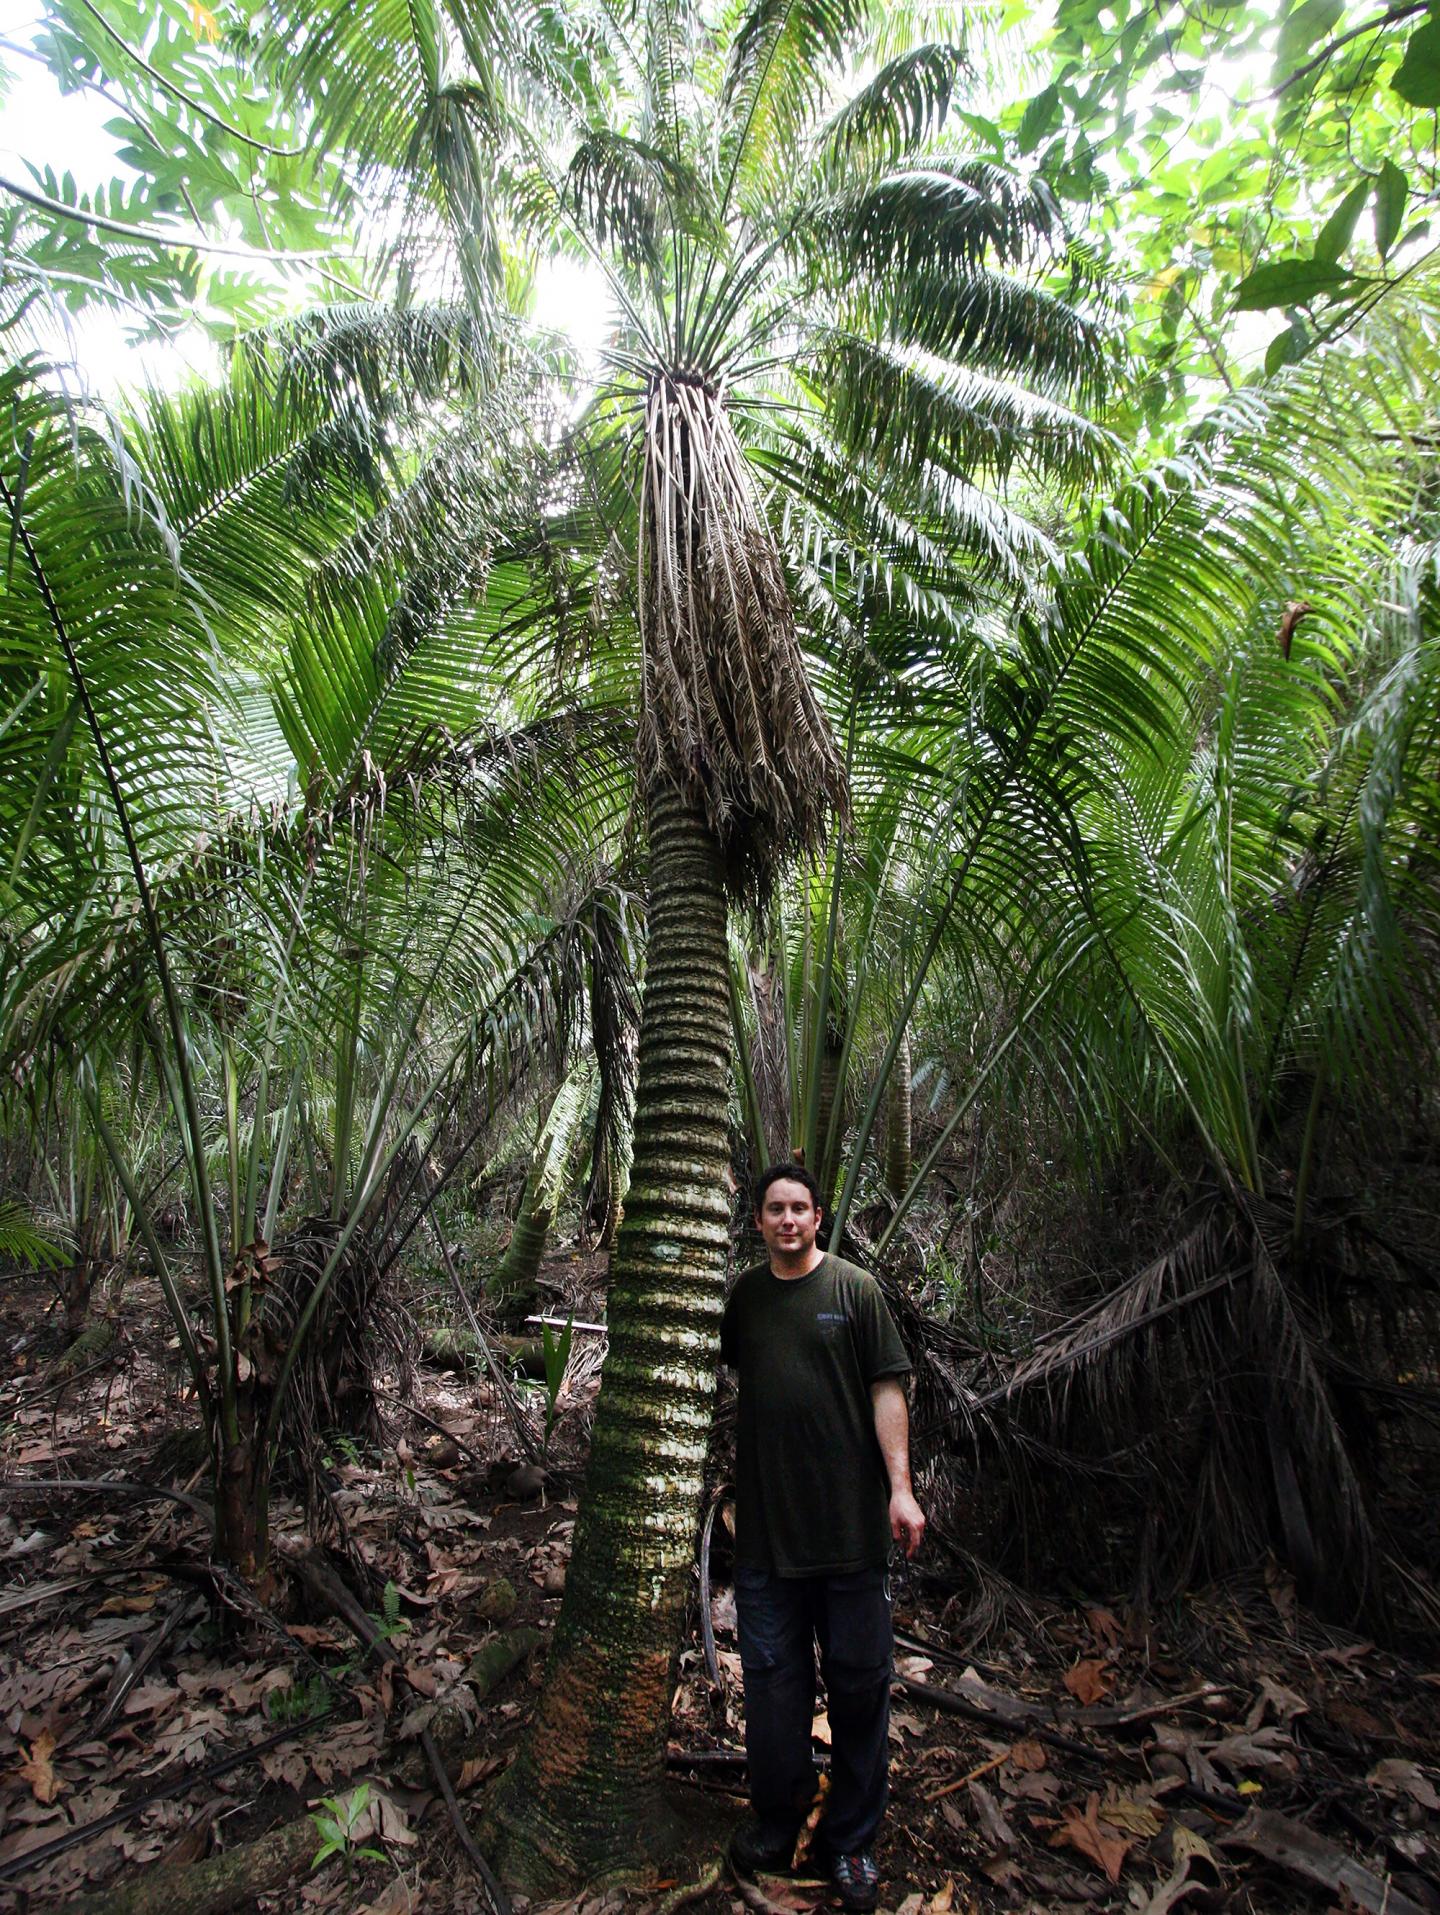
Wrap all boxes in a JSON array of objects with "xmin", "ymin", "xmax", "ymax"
[
  {"xmin": 0, "ymin": 302, "xmax": 629, "ymax": 1572},
  {"xmin": 848, "ymin": 297, "xmax": 1440, "ymax": 1623},
  {"xmin": 479, "ymin": 0, "xmax": 1110, "ymax": 1883}
]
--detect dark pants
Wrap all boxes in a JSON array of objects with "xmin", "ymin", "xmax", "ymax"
[{"xmin": 734, "ymin": 1563, "xmax": 893, "ymax": 1855}]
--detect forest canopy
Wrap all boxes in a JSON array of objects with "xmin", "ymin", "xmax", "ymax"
[{"xmin": 1, "ymin": 0, "xmax": 1437, "ymax": 1905}]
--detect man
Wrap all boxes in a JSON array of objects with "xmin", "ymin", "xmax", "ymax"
[{"xmin": 719, "ymin": 1163, "xmax": 925, "ymax": 1913}]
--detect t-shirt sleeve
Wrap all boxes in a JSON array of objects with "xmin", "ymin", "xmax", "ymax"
[{"xmin": 853, "ymin": 1276, "xmax": 911, "ymax": 1382}]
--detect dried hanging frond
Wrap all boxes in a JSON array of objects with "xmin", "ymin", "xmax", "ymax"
[{"xmin": 638, "ymin": 369, "xmax": 847, "ymax": 897}]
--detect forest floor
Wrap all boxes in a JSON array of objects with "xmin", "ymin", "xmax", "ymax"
[{"xmin": 1, "ymin": 1254, "xmax": 1438, "ymax": 1915}]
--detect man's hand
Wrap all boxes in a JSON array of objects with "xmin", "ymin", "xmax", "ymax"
[{"xmin": 889, "ymin": 1488, "xmax": 925, "ymax": 1559}]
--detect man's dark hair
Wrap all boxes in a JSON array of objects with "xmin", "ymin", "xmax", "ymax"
[{"xmin": 753, "ymin": 1160, "xmax": 822, "ymax": 1213}]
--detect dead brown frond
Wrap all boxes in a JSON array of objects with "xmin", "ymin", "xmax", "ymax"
[
  {"xmin": 267, "ymin": 1218, "xmax": 418, "ymax": 1490},
  {"xmin": 1004, "ymin": 1209, "xmax": 1237, "ymax": 1408},
  {"xmin": 638, "ymin": 370, "xmax": 848, "ymax": 897},
  {"xmin": 941, "ymin": 1191, "xmax": 1410, "ymax": 1628}
]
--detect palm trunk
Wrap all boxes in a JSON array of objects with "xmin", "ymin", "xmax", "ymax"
[
  {"xmin": 815, "ymin": 1028, "xmax": 846, "ymax": 1239},
  {"xmin": 884, "ymin": 1029, "xmax": 913, "ymax": 1200},
  {"xmin": 64, "ymin": 1211, "xmax": 103, "ymax": 1339},
  {"xmin": 214, "ymin": 1383, "xmax": 271, "ymax": 1582},
  {"xmin": 487, "ymin": 1160, "xmax": 554, "ymax": 1325},
  {"xmin": 487, "ymin": 788, "xmax": 732, "ymax": 1888}
]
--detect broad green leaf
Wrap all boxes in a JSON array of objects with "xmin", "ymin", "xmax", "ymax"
[
  {"xmin": 1233, "ymin": 257, "xmax": 1355, "ymax": 309},
  {"xmin": 1264, "ymin": 316, "xmax": 1308, "ymax": 375},
  {"xmin": 1393, "ymin": 14, "xmax": 1440, "ymax": 106},
  {"xmin": 1374, "ymin": 160, "xmax": 1407, "ymax": 260},
  {"xmin": 1273, "ymin": 0, "xmax": 1343, "ymax": 77},
  {"xmin": 1017, "ymin": 83, "xmax": 1061, "ymax": 154},
  {"xmin": 1314, "ymin": 180, "xmax": 1369, "ymax": 263}
]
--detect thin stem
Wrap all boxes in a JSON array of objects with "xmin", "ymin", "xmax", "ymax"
[
  {"xmin": 70, "ymin": 0, "xmax": 306, "ymax": 155},
  {"xmin": 0, "ymin": 174, "xmax": 339, "ymax": 261},
  {"xmin": 0, "ymin": 463, "xmax": 236, "ymax": 1438}
]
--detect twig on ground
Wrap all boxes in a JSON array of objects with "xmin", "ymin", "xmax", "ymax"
[
  {"xmin": 0, "ymin": 1475, "xmax": 212, "ymax": 1521},
  {"xmin": 924, "ymin": 1746, "xmax": 1012, "ymax": 1800},
  {"xmin": 371, "ymin": 1384, "xmax": 491, "ymax": 1470},
  {"xmin": 0, "ymin": 1704, "xmax": 341, "ymax": 1884}
]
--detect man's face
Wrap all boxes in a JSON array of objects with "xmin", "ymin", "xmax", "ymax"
[{"xmin": 756, "ymin": 1178, "xmax": 821, "ymax": 1258}]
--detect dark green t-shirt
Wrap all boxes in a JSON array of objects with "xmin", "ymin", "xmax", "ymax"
[{"xmin": 719, "ymin": 1252, "xmax": 911, "ymax": 1577}]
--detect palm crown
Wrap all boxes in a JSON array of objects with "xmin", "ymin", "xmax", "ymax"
[{"xmin": 487, "ymin": 0, "xmax": 1115, "ymax": 891}]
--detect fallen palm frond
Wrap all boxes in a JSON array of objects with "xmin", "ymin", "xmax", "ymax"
[{"xmin": 888, "ymin": 1152, "xmax": 1440, "ymax": 1637}]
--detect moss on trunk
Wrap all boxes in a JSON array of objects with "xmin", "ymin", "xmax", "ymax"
[{"xmin": 486, "ymin": 789, "xmax": 732, "ymax": 1889}]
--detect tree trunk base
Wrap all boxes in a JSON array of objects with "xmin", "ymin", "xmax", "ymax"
[{"xmin": 483, "ymin": 1775, "xmax": 726, "ymax": 1897}]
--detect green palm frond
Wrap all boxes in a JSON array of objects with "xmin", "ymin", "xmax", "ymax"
[
  {"xmin": 813, "ymin": 42, "xmax": 969, "ymax": 178},
  {"xmin": 851, "ymin": 264, "xmax": 1107, "ymax": 402},
  {"xmin": 805, "ymin": 159, "xmax": 1063, "ymax": 285},
  {"xmin": 563, "ymin": 127, "xmax": 704, "ymax": 269},
  {"xmin": 0, "ymin": 358, "xmax": 232, "ymax": 892},
  {"xmin": 0, "ymin": 1197, "xmax": 71, "ymax": 1269},
  {"xmin": 717, "ymin": 0, "xmax": 869, "ymax": 206},
  {"xmin": 259, "ymin": 0, "xmax": 508, "ymax": 301},
  {"xmin": 815, "ymin": 332, "xmax": 1118, "ymax": 495}
]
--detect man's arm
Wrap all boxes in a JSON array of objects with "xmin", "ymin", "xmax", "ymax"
[{"xmin": 871, "ymin": 1377, "xmax": 925, "ymax": 1558}]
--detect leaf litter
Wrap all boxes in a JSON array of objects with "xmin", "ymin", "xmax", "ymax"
[{"xmin": 2, "ymin": 1255, "xmax": 1438, "ymax": 1915}]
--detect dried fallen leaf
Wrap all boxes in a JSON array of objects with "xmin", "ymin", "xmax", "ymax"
[
  {"xmin": 402, "ymin": 1662, "xmax": 438, "ymax": 1698},
  {"xmin": 967, "ymin": 1781, "xmax": 1015, "ymax": 1852},
  {"xmin": 357, "ymin": 1877, "xmax": 417, "ymax": 1915},
  {"xmin": 1003, "ymin": 1769, "xmax": 1062, "ymax": 1804},
  {"xmin": 1368, "ymin": 1759, "xmax": 1440, "ymax": 1811},
  {"xmin": 927, "ymin": 1881, "xmax": 954, "ymax": 1914},
  {"xmin": 1327, "ymin": 1697, "xmax": 1384, "ymax": 1737},
  {"xmin": 455, "ymin": 1754, "xmax": 503, "ymax": 1793},
  {"xmin": 1171, "ymin": 1824, "xmax": 1217, "ymax": 1868},
  {"xmin": 350, "ymin": 1787, "xmax": 417, "ymax": 1850},
  {"xmin": 97, "ymin": 1591, "xmax": 158, "ymax": 1616},
  {"xmin": 1048, "ymin": 1791, "xmax": 1133, "ymax": 1884},
  {"xmin": 1263, "ymin": 1558, "xmax": 1296, "ymax": 1625},
  {"xmin": 1063, "ymin": 1658, "xmax": 1116, "ymax": 1706},
  {"xmin": 1317, "ymin": 1640, "xmax": 1374, "ymax": 1667},
  {"xmin": 888, "ymin": 1710, "xmax": 926, "ymax": 1742},
  {"xmin": 1085, "ymin": 1605, "xmax": 1123, "ymax": 1648},
  {"xmin": 1245, "ymin": 1677, "xmax": 1308, "ymax": 1730},
  {"xmin": 810, "ymin": 1711, "xmax": 831, "ymax": 1748},
  {"xmin": 1132, "ymin": 1856, "xmax": 1208, "ymax": 1915},
  {"xmin": 1098, "ymin": 1787, "xmax": 1164, "ymax": 1838},
  {"xmin": 17, "ymin": 1731, "xmax": 63, "ymax": 1805},
  {"xmin": 1207, "ymin": 1726, "xmax": 1298, "ymax": 1781},
  {"xmin": 1008, "ymin": 1737, "xmax": 1048, "ymax": 1772},
  {"xmin": 160, "ymin": 1821, "xmax": 212, "ymax": 1868}
]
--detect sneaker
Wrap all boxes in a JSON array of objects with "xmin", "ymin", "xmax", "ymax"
[
  {"xmin": 830, "ymin": 1851, "xmax": 880, "ymax": 1913},
  {"xmin": 729, "ymin": 1817, "xmax": 799, "ymax": 1878}
]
